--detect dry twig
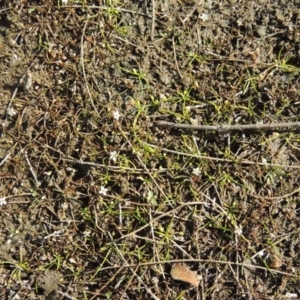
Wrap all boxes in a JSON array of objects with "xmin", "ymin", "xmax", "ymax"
[{"xmin": 156, "ymin": 120, "xmax": 300, "ymax": 132}]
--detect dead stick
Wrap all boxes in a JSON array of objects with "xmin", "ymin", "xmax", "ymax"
[{"xmin": 156, "ymin": 121, "xmax": 300, "ymax": 132}]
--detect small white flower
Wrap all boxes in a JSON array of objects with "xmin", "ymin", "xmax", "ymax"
[
  {"xmin": 234, "ymin": 225, "xmax": 243, "ymax": 236},
  {"xmin": 83, "ymin": 230, "xmax": 91, "ymax": 238},
  {"xmin": 192, "ymin": 167, "xmax": 201, "ymax": 176},
  {"xmin": 113, "ymin": 110, "xmax": 121, "ymax": 121},
  {"xmin": 0, "ymin": 197, "xmax": 7, "ymax": 206},
  {"xmin": 257, "ymin": 249, "xmax": 266, "ymax": 257},
  {"xmin": 109, "ymin": 151, "xmax": 118, "ymax": 163},
  {"xmin": 199, "ymin": 13, "xmax": 209, "ymax": 22},
  {"xmin": 61, "ymin": 0, "xmax": 68, "ymax": 4},
  {"xmin": 7, "ymin": 108, "xmax": 17, "ymax": 116},
  {"xmin": 99, "ymin": 186, "xmax": 108, "ymax": 196}
]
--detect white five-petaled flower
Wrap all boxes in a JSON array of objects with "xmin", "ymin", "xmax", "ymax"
[
  {"xmin": 83, "ymin": 230, "xmax": 91, "ymax": 238},
  {"xmin": 0, "ymin": 197, "xmax": 7, "ymax": 206},
  {"xmin": 192, "ymin": 167, "xmax": 201, "ymax": 176},
  {"xmin": 113, "ymin": 110, "xmax": 121, "ymax": 121},
  {"xmin": 234, "ymin": 225, "xmax": 243, "ymax": 236},
  {"xmin": 99, "ymin": 186, "xmax": 108, "ymax": 196},
  {"xmin": 109, "ymin": 151, "xmax": 118, "ymax": 163},
  {"xmin": 199, "ymin": 13, "xmax": 209, "ymax": 22}
]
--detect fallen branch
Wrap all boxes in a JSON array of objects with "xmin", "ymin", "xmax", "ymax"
[{"xmin": 156, "ymin": 120, "xmax": 300, "ymax": 132}]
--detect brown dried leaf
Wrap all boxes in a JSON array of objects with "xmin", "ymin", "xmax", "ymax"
[{"xmin": 170, "ymin": 263, "xmax": 200, "ymax": 287}]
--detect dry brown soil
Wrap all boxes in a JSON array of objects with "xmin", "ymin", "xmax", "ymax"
[{"xmin": 1, "ymin": 1, "xmax": 300, "ymax": 299}]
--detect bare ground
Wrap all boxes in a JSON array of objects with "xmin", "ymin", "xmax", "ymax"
[{"xmin": 1, "ymin": 1, "xmax": 300, "ymax": 299}]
